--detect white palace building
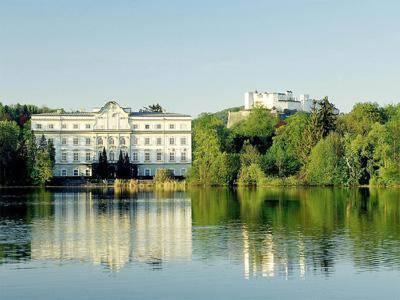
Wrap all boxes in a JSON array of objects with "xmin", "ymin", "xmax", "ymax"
[{"xmin": 31, "ymin": 101, "xmax": 192, "ymax": 177}]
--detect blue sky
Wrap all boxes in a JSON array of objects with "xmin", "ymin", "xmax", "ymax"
[{"xmin": 1, "ymin": 0, "xmax": 399, "ymax": 116}]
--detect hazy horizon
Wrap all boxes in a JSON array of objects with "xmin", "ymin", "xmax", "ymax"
[{"xmin": 1, "ymin": 0, "xmax": 400, "ymax": 116}]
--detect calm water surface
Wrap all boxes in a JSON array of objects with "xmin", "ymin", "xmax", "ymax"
[{"xmin": 1, "ymin": 188, "xmax": 400, "ymax": 299}]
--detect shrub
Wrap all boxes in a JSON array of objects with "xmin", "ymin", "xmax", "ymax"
[
  {"xmin": 237, "ymin": 163, "xmax": 266, "ymax": 186},
  {"xmin": 153, "ymin": 168, "xmax": 173, "ymax": 183}
]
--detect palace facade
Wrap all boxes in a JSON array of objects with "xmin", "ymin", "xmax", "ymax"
[{"xmin": 30, "ymin": 101, "xmax": 192, "ymax": 177}]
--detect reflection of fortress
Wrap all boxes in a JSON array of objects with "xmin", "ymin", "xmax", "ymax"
[{"xmin": 30, "ymin": 192, "xmax": 192, "ymax": 271}]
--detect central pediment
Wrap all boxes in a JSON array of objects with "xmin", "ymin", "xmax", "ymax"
[{"xmin": 93, "ymin": 101, "xmax": 130, "ymax": 130}]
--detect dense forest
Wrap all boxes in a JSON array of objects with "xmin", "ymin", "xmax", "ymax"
[
  {"xmin": 0, "ymin": 103, "xmax": 56, "ymax": 185},
  {"xmin": 188, "ymin": 98, "xmax": 400, "ymax": 187}
]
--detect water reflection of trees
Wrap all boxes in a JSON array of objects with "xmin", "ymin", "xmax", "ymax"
[
  {"xmin": 190, "ymin": 187, "xmax": 400, "ymax": 278},
  {"xmin": 1, "ymin": 187, "xmax": 400, "ymax": 278}
]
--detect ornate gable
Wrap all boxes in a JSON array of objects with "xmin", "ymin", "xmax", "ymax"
[{"xmin": 93, "ymin": 101, "xmax": 130, "ymax": 130}]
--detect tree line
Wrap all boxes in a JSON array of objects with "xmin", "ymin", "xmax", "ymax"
[
  {"xmin": 0, "ymin": 103, "xmax": 57, "ymax": 185},
  {"xmin": 0, "ymin": 100, "xmax": 398, "ymax": 186},
  {"xmin": 188, "ymin": 98, "xmax": 400, "ymax": 186}
]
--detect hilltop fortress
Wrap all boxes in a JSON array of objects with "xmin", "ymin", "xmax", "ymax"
[
  {"xmin": 245, "ymin": 90, "xmax": 314, "ymax": 112},
  {"xmin": 228, "ymin": 90, "xmax": 318, "ymax": 128}
]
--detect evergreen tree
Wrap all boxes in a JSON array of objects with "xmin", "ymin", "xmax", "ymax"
[
  {"xmin": 0, "ymin": 121, "xmax": 20, "ymax": 185},
  {"xmin": 38, "ymin": 134, "xmax": 48, "ymax": 150},
  {"xmin": 123, "ymin": 153, "xmax": 131, "ymax": 178},
  {"xmin": 308, "ymin": 97, "xmax": 338, "ymax": 140},
  {"xmin": 31, "ymin": 133, "xmax": 53, "ymax": 185},
  {"xmin": 31, "ymin": 148, "xmax": 53, "ymax": 185},
  {"xmin": 98, "ymin": 147, "xmax": 109, "ymax": 179},
  {"xmin": 116, "ymin": 150, "xmax": 124, "ymax": 178},
  {"xmin": 304, "ymin": 97, "xmax": 338, "ymax": 162},
  {"xmin": 47, "ymin": 139, "xmax": 56, "ymax": 168}
]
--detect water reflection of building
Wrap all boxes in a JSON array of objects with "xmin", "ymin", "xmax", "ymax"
[
  {"xmin": 30, "ymin": 192, "xmax": 192, "ymax": 271},
  {"xmin": 241, "ymin": 227, "xmax": 307, "ymax": 280},
  {"xmin": 134, "ymin": 199, "xmax": 192, "ymax": 264}
]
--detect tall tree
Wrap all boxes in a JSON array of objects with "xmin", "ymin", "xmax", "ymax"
[
  {"xmin": 31, "ymin": 133, "xmax": 53, "ymax": 185},
  {"xmin": 304, "ymin": 97, "xmax": 338, "ymax": 160},
  {"xmin": 0, "ymin": 121, "xmax": 20, "ymax": 185},
  {"xmin": 305, "ymin": 133, "xmax": 347, "ymax": 185},
  {"xmin": 47, "ymin": 139, "xmax": 56, "ymax": 168},
  {"xmin": 123, "ymin": 153, "xmax": 132, "ymax": 178},
  {"xmin": 116, "ymin": 150, "xmax": 124, "ymax": 179},
  {"xmin": 97, "ymin": 148, "xmax": 109, "ymax": 179},
  {"xmin": 263, "ymin": 112, "xmax": 309, "ymax": 176},
  {"xmin": 189, "ymin": 115, "xmax": 229, "ymax": 185}
]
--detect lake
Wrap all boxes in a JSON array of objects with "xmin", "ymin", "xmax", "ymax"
[{"xmin": 1, "ymin": 187, "xmax": 400, "ymax": 299}]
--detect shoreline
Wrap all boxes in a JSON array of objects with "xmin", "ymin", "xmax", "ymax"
[{"xmin": 0, "ymin": 183, "xmax": 398, "ymax": 189}]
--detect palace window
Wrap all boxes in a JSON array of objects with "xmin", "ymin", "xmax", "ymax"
[
  {"xmin": 61, "ymin": 169, "xmax": 67, "ymax": 176},
  {"xmin": 62, "ymin": 124, "xmax": 67, "ymax": 129},
  {"xmin": 145, "ymin": 124, "xmax": 150, "ymax": 129},
  {"xmin": 156, "ymin": 137, "xmax": 162, "ymax": 145},
  {"xmin": 61, "ymin": 138, "xmax": 67, "ymax": 145},
  {"xmin": 144, "ymin": 152, "xmax": 151, "ymax": 162},
  {"xmin": 73, "ymin": 124, "xmax": 79, "ymax": 129},
  {"xmin": 133, "ymin": 124, "xmax": 138, "ymax": 129},
  {"xmin": 155, "ymin": 124, "xmax": 162, "ymax": 129},
  {"xmin": 181, "ymin": 151, "xmax": 187, "ymax": 162},
  {"xmin": 132, "ymin": 137, "xmax": 138, "ymax": 145},
  {"xmin": 73, "ymin": 137, "xmax": 79, "ymax": 145},
  {"xmin": 85, "ymin": 169, "xmax": 91, "ymax": 176},
  {"xmin": 169, "ymin": 138, "xmax": 175, "ymax": 145},
  {"xmin": 85, "ymin": 138, "xmax": 91, "ymax": 145},
  {"xmin": 109, "ymin": 151, "xmax": 115, "ymax": 161},
  {"xmin": 156, "ymin": 151, "xmax": 162, "ymax": 161},
  {"xmin": 85, "ymin": 124, "xmax": 91, "ymax": 129},
  {"xmin": 169, "ymin": 124, "xmax": 175, "ymax": 129},
  {"xmin": 61, "ymin": 152, "xmax": 67, "ymax": 161},
  {"xmin": 169, "ymin": 152, "xmax": 175, "ymax": 162},
  {"xmin": 73, "ymin": 169, "xmax": 79, "ymax": 176},
  {"xmin": 97, "ymin": 137, "xmax": 103, "ymax": 145},
  {"xmin": 36, "ymin": 124, "xmax": 42, "ymax": 129},
  {"xmin": 180, "ymin": 137, "xmax": 187, "ymax": 145},
  {"xmin": 73, "ymin": 152, "xmax": 79, "ymax": 161},
  {"xmin": 108, "ymin": 137, "xmax": 114, "ymax": 145},
  {"xmin": 145, "ymin": 138, "xmax": 150, "ymax": 145},
  {"xmin": 120, "ymin": 137, "xmax": 126, "ymax": 145},
  {"xmin": 86, "ymin": 152, "xmax": 91, "ymax": 161},
  {"xmin": 132, "ymin": 152, "xmax": 138, "ymax": 161},
  {"xmin": 145, "ymin": 169, "xmax": 151, "ymax": 176},
  {"xmin": 48, "ymin": 124, "xmax": 54, "ymax": 129}
]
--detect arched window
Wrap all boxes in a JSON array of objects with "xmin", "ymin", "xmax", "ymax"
[
  {"xmin": 109, "ymin": 151, "xmax": 115, "ymax": 161},
  {"xmin": 97, "ymin": 137, "xmax": 103, "ymax": 145},
  {"xmin": 120, "ymin": 137, "xmax": 126, "ymax": 145},
  {"xmin": 108, "ymin": 137, "xmax": 114, "ymax": 145}
]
